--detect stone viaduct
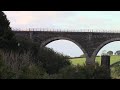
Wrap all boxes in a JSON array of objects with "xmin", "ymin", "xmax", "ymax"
[{"xmin": 13, "ymin": 29, "xmax": 120, "ymax": 65}]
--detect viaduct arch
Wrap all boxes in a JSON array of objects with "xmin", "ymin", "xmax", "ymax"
[
  {"xmin": 92, "ymin": 38, "xmax": 120, "ymax": 63},
  {"xmin": 40, "ymin": 36, "xmax": 88, "ymax": 61}
]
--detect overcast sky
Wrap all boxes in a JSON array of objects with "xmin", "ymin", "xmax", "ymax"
[
  {"xmin": 4, "ymin": 11, "xmax": 120, "ymax": 30},
  {"xmin": 4, "ymin": 11, "xmax": 120, "ymax": 57}
]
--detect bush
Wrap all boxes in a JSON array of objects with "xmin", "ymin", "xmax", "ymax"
[
  {"xmin": 0, "ymin": 34, "xmax": 71, "ymax": 75},
  {"xmin": 111, "ymin": 62, "xmax": 120, "ymax": 79},
  {"xmin": 0, "ymin": 54, "xmax": 15, "ymax": 79},
  {"xmin": 57, "ymin": 63, "xmax": 111, "ymax": 79},
  {"xmin": 18, "ymin": 64, "xmax": 47, "ymax": 79},
  {"xmin": 0, "ymin": 48, "xmax": 111, "ymax": 79},
  {"xmin": 0, "ymin": 36, "xmax": 39, "ymax": 54},
  {"xmin": 0, "ymin": 37, "xmax": 18, "ymax": 51},
  {"xmin": 0, "ymin": 43, "xmax": 71, "ymax": 78},
  {"xmin": 0, "ymin": 50, "xmax": 48, "ymax": 79},
  {"xmin": 32, "ymin": 47, "xmax": 71, "ymax": 74}
]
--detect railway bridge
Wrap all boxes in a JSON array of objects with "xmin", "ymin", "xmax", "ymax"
[{"xmin": 13, "ymin": 28, "xmax": 120, "ymax": 65}]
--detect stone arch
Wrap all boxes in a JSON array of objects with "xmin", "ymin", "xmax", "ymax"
[
  {"xmin": 41, "ymin": 36, "xmax": 89, "ymax": 63},
  {"xmin": 91, "ymin": 38, "xmax": 120, "ymax": 64}
]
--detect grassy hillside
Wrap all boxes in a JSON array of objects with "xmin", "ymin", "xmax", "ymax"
[{"xmin": 70, "ymin": 55, "xmax": 120, "ymax": 66}]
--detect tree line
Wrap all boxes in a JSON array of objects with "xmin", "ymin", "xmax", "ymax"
[{"xmin": 101, "ymin": 50, "xmax": 120, "ymax": 56}]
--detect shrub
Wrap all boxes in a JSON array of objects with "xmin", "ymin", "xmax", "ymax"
[
  {"xmin": 0, "ymin": 37, "xmax": 18, "ymax": 51},
  {"xmin": 111, "ymin": 63, "xmax": 120, "ymax": 79},
  {"xmin": 0, "ymin": 45, "xmax": 71, "ymax": 78},
  {"xmin": 0, "ymin": 50, "xmax": 47, "ymax": 79},
  {"xmin": 0, "ymin": 53, "xmax": 15, "ymax": 79},
  {"xmin": 32, "ymin": 47, "xmax": 71, "ymax": 74},
  {"xmin": 0, "ymin": 48, "xmax": 111, "ymax": 79},
  {"xmin": 57, "ymin": 63, "xmax": 111, "ymax": 79},
  {"xmin": 18, "ymin": 64, "xmax": 47, "ymax": 79},
  {"xmin": 0, "ymin": 35, "xmax": 71, "ymax": 75}
]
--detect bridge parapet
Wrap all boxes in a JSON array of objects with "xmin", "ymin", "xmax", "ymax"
[{"xmin": 12, "ymin": 28, "xmax": 120, "ymax": 33}]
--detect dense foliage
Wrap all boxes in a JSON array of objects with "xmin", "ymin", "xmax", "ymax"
[
  {"xmin": 107, "ymin": 51, "xmax": 113, "ymax": 56},
  {"xmin": 56, "ymin": 64, "xmax": 111, "ymax": 79}
]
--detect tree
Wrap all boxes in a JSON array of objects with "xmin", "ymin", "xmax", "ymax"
[
  {"xmin": 115, "ymin": 50, "xmax": 120, "ymax": 55},
  {"xmin": 107, "ymin": 51, "xmax": 113, "ymax": 56},
  {"xmin": 0, "ymin": 11, "xmax": 14, "ymax": 40},
  {"xmin": 101, "ymin": 50, "xmax": 107, "ymax": 56}
]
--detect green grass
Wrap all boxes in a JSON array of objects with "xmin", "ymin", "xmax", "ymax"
[
  {"xmin": 70, "ymin": 55, "xmax": 120, "ymax": 66},
  {"xmin": 70, "ymin": 58, "xmax": 86, "ymax": 65}
]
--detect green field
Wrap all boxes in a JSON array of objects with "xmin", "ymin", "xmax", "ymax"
[{"xmin": 70, "ymin": 55, "xmax": 120, "ymax": 66}]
